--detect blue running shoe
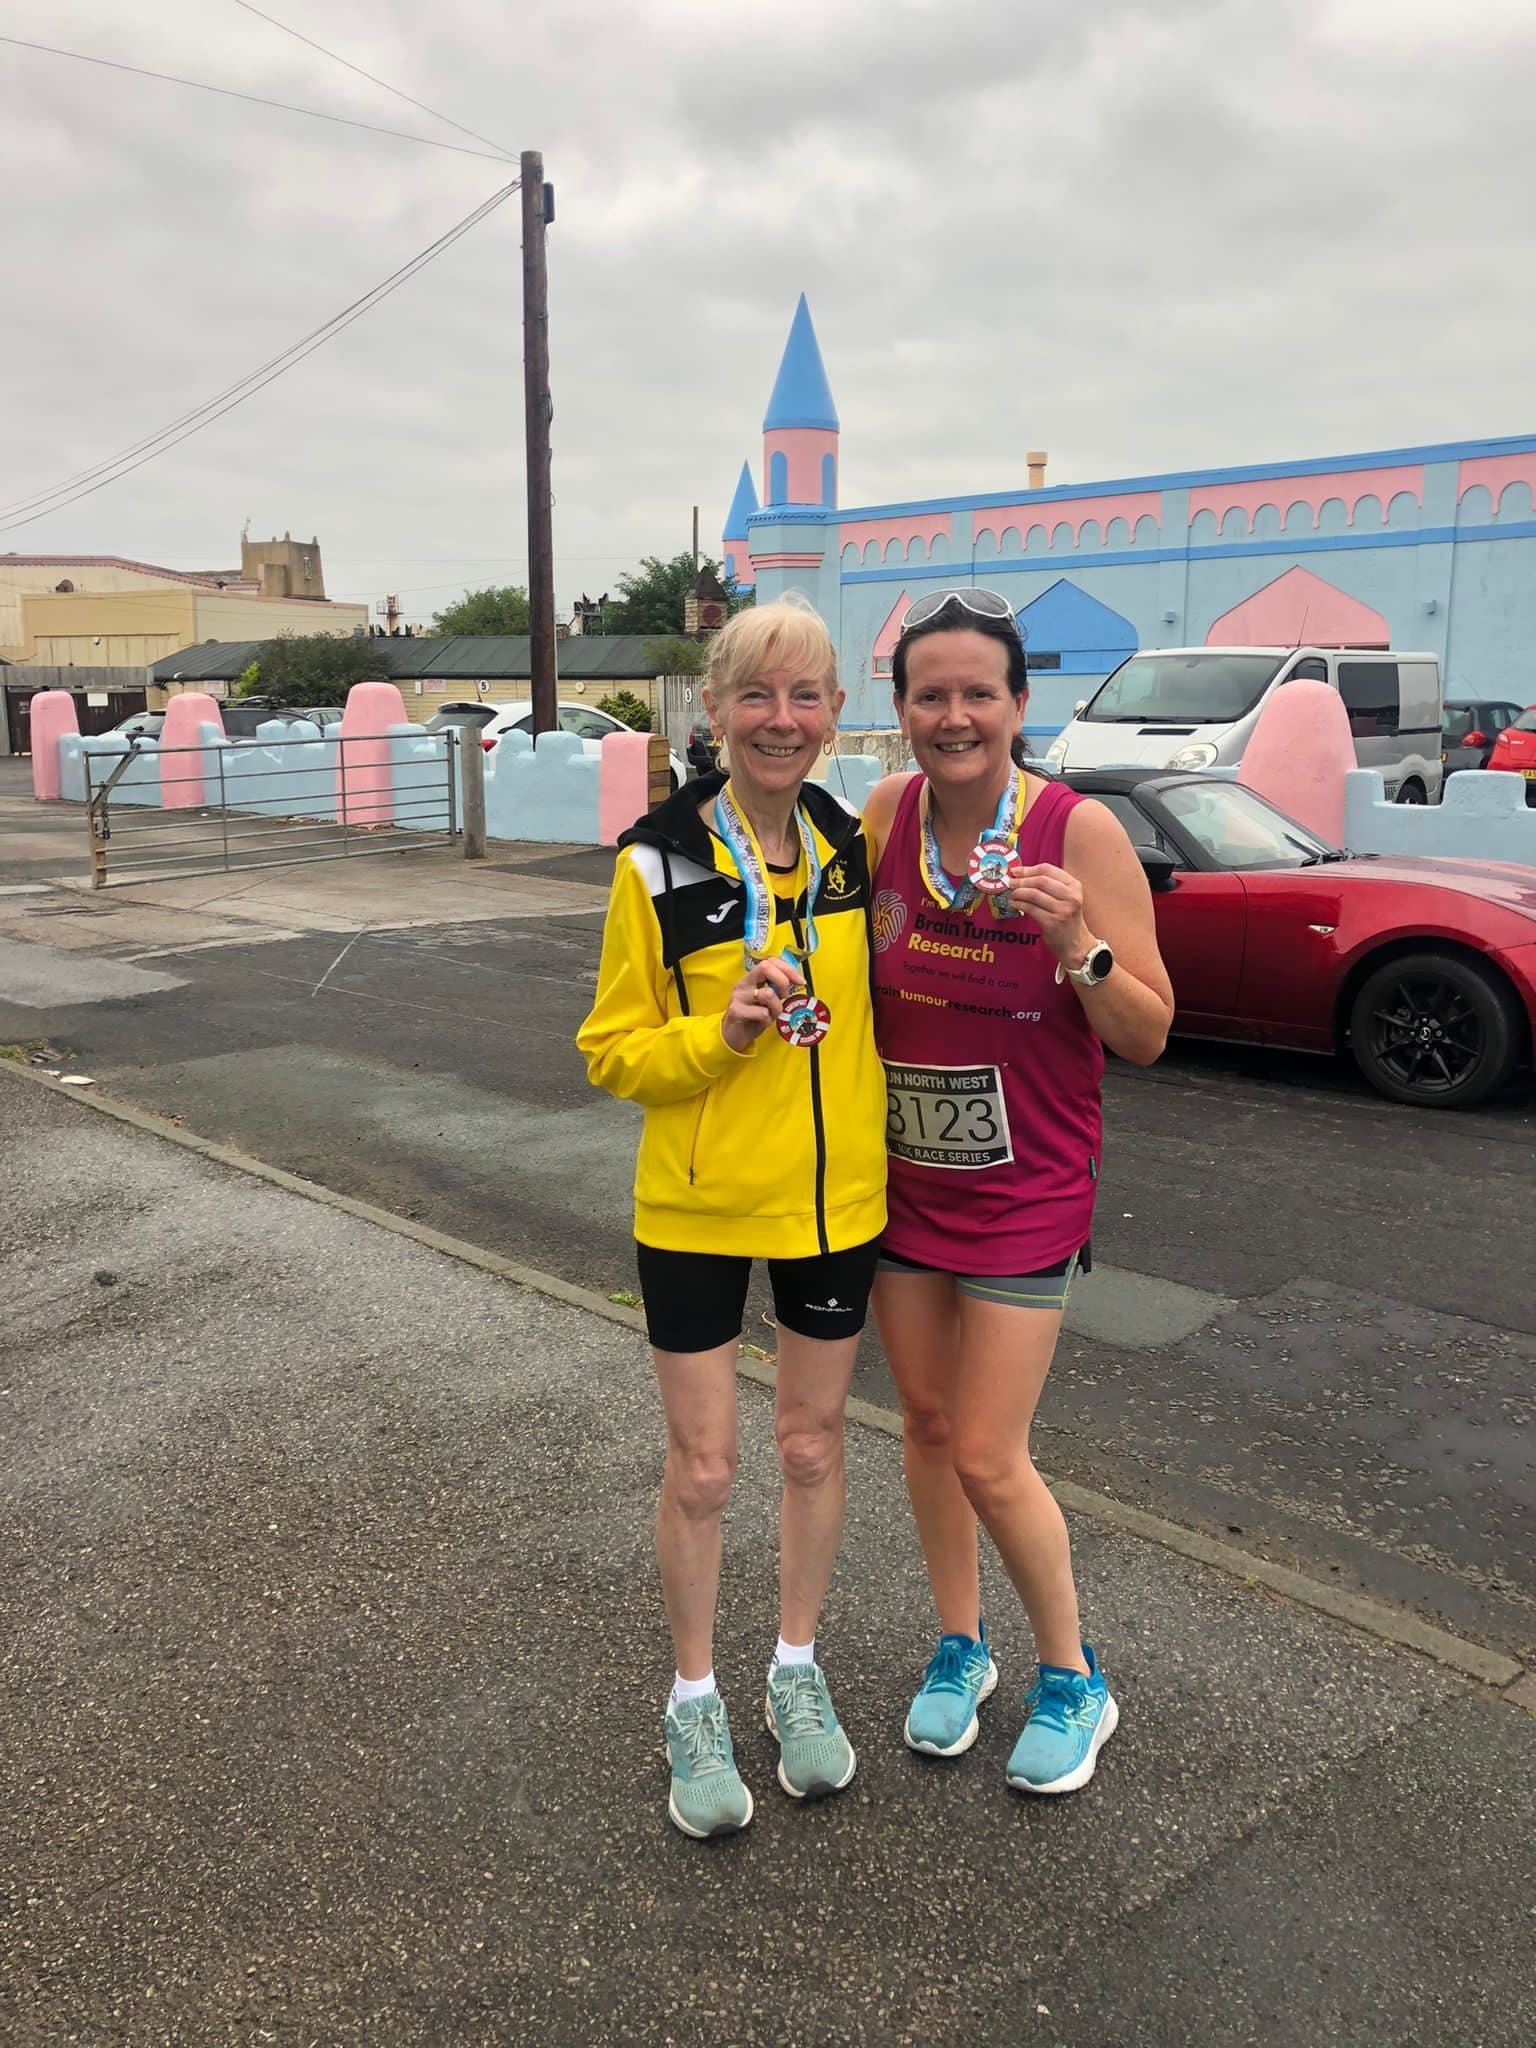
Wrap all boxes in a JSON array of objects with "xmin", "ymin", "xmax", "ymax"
[
  {"xmin": 764, "ymin": 1663, "xmax": 856, "ymax": 1799},
  {"xmin": 1006, "ymin": 1643, "xmax": 1118, "ymax": 1795},
  {"xmin": 904, "ymin": 1627, "xmax": 999, "ymax": 1757},
  {"xmin": 664, "ymin": 1693, "xmax": 754, "ymax": 1838}
]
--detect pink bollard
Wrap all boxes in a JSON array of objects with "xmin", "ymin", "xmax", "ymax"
[
  {"xmin": 335, "ymin": 679, "xmax": 408, "ymax": 826},
  {"xmin": 598, "ymin": 729, "xmax": 655, "ymax": 845},
  {"xmin": 1237, "ymin": 676, "xmax": 1355, "ymax": 846},
  {"xmin": 28, "ymin": 691, "xmax": 79, "ymax": 800},
  {"xmin": 159, "ymin": 693, "xmax": 226, "ymax": 808}
]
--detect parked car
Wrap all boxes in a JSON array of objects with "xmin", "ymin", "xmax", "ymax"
[
  {"xmin": 435, "ymin": 700, "xmax": 685, "ymax": 791},
  {"xmin": 687, "ymin": 722, "xmax": 720, "ymax": 777},
  {"xmin": 1047, "ymin": 646, "xmax": 1444, "ymax": 804},
  {"xmin": 111, "ymin": 711, "xmax": 165, "ymax": 741},
  {"xmin": 1485, "ymin": 705, "xmax": 1536, "ymax": 804},
  {"xmin": 217, "ymin": 703, "xmax": 343, "ymax": 739},
  {"xmin": 422, "ymin": 702, "xmax": 496, "ymax": 733},
  {"xmin": 1442, "ymin": 699, "xmax": 1524, "ymax": 778},
  {"xmin": 1068, "ymin": 768, "xmax": 1536, "ymax": 1109}
]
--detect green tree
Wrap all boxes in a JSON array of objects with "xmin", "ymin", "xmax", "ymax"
[
  {"xmin": 596, "ymin": 689, "xmax": 652, "ymax": 731},
  {"xmin": 431, "ymin": 584, "xmax": 531, "ymax": 635},
  {"xmin": 237, "ymin": 633, "xmax": 380, "ymax": 704},
  {"xmin": 641, "ymin": 635, "xmax": 707, "ymax": 678},
  {"xmin": 605, "ymin": 553, "xmax": 750, "ymax": 635}
]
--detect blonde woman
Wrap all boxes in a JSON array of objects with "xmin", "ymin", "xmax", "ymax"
[{"xmin": 578, "ymin": 599, "xmax": 887, "ymax": 1838}]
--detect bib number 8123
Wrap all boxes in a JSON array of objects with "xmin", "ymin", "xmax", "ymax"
[{"xmin": 883, "ymin": 1061, "xmax": 1013, "ymax": 1171}]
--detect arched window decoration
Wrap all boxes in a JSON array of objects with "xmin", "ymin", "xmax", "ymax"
[
  {"xmin": 769, "ymin": 451, "xmax": 789, "ymax": 505},
  {"xmin": 55, "ymin": 579, "xmax": 75, "ymax": 592}
]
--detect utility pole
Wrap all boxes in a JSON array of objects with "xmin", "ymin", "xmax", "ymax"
[
  {"xmin": 692, "ymin": 505, "xmax": 699, "ymax": 574},
  {"xmin": 522, "ymin": 152, "xmax": 556, "ymax": 735}
]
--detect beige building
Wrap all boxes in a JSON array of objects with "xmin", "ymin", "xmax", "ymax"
[{"xmin": 0, "ymin": 533, "xmax": 364, "ymax": 669}]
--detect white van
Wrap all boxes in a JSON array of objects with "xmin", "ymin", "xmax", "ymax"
[{"xmin": 1044, "ymin": 646, "xmax": 1443, "ymax": 803}]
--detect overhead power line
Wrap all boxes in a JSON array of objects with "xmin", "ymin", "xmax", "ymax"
[
  {"xmin": 0, "ymin": 180, "xmax": 520, "ymax": 536},
  {"xmin": 0, "ymin": 179, "xmax": 517, "ymax": 525},
  {"xmin": 0, "ymin": 33, "xmax": 514, "ymax": 163},
  {"xmin": 229, "ymin": 0, "xmax": 515, "ymax": 162}
]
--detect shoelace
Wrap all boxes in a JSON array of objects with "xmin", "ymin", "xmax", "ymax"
[
  {"xmin": 773, "ymin": 1669, "xmax": 829, "ymax": 1738},
  {"xmin": 920, "ymin": 1635, "xmax": 980, "ymax": 1699},
  {"xmin": 1024, "ymin": 1670, "xmax": 1095, "ymax": 1734},
  {"xmin": 677, "ymin": 1700, "xmax": 732, "ymax": 1777}
]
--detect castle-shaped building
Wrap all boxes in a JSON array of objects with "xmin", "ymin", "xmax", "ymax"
[{"xmin": 724, "ymin": 300, "xmax": 1536, "ymax": 740}]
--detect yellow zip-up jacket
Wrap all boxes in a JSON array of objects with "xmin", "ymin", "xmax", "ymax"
[{"xmin": 577, "ymin": 773, "xmax": 888, "ymax": 1259}]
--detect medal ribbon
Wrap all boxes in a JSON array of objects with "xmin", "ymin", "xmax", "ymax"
[
  {"xmin": 918, "ymin": 768, "xmax": 1026, "ymax": 918},
  {"xmin": 714, "ymin": 784, "xmax": 823, "ymax": 974}
]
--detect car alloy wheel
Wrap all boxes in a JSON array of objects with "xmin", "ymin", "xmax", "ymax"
[{"xmin": 1349, "ymin": 951, "xmax": 1520, "ymax": 1110}]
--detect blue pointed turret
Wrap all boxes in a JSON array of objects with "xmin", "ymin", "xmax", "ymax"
[
  {"xmin": 763, "ymin": 294, "xmax": 839, "ymax": 432},
  {"xmin": 723, "ymin": 460, "xmax": 759, "ymax": 541}
]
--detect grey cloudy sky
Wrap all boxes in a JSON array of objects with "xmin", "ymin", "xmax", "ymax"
[{"xmin": 4, "ymin": 0, "xmax": 1533, "ymax": 624}]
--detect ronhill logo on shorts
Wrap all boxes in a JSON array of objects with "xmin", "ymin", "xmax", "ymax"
[{"xmin": 872, "ymin": 889, "xmax": 908, "ymax": 953}]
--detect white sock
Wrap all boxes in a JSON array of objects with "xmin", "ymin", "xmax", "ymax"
[
  {"xmin": 670, "ymin": 1670, "xmax": 716, "ymax": 1707},
  {"xmin": 770, "ymin": 1635, "xmax": 815, "ymax": 1678}
]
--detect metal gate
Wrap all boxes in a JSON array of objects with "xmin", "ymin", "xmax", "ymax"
[
  {"xmin": 84, "ymin": 730, "xmax": 459, "ymax": 888},
  {"xmin": 652, "ymin": 673, "xmax": 705, "ymax": 755}
]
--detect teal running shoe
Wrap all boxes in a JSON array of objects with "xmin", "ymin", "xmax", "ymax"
[
  {"xmin": 1005, "ymin": 1643, "xmax": 1118, "ymax": 1795},
  {"xmin": 904, "ymin": 1626, "xmax": 999, "ymax": 1757},
  {"xmin": 764, "ymin": 1663, "xmax": 857, "ymax": 1799},
  {"xmin": 664, "ymin": 1693, "xmax": 754, "ymax": 1838}
]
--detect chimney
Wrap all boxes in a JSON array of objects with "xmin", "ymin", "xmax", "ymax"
[{"xmin": 1027, "ymin": 450, "xmax": 1048, "ymax": 491}]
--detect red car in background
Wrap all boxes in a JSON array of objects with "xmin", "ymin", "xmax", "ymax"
[
  {"xmin": 1067, "ymin": 770, "xmax": 1536, "ymax": 1110},
  {"xmin": 1485, "ymin": 705, "xmax": 1536, "ymax": 801}
]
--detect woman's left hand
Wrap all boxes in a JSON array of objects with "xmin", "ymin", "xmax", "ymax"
[{"xmin": 1006, "ymin": 861, "xmax": 1090, "ymax": 967}]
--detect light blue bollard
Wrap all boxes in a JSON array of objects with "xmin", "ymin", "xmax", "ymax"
[
  {"xmin": 1344, "ymin": 768, "xmax": 1536, "ymax": 866},
  {"xmin": 483, "ymin": 728, "xmax": 601, "ymax": 844}
]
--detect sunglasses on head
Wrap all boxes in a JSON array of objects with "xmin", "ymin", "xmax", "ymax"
[{"xmin": 900, "ymin": 588, "xmax": 1021, "ymax": 635}]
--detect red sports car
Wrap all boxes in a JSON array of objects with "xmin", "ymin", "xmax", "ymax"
[
  {"xmin": 1068, "ymin": 769, "xmax": 1536, "ymax": 1109},
  {"xmin": 1486, "ymin": 704, "xmax": 1536, "ymax": 802}
]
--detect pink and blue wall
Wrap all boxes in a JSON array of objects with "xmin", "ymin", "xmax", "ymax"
[{"xmin": 726, "ymin": 302, "xmax": 1536, "ymax": 742}]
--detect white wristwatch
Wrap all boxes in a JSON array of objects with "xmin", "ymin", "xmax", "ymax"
[{"xmin": 1056, "ymin": 939, "xmax": 1114, "ymax": 988}]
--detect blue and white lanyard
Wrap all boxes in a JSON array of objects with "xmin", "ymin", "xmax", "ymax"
[
  {"xmin": 918, "ymin": 768, "xmax": 1024, "ymax": 917},
  {"xmin": 714, "ymin": 784, "xmax": 822, "ymax": 974}
]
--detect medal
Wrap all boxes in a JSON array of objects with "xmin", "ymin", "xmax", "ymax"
[
  {"xmin": 967, "ymin": 831, "xmax": 1015, "ymax": 895},
  {"xmin": 775, "ymin": 984, "xmax": 831, "ymax": 1048},
  {"xmin": 714, "ymin": 784, "xmax": 831, "ymax": 1049},
  {"xmin": 919, "ymin": 770, "xmax": 1027, "ymax": 918}
]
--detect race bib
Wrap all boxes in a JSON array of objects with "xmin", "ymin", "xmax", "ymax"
[{"xmin": 883, "ymin": 1061, "xmax": 1013, "ymax": 1171}]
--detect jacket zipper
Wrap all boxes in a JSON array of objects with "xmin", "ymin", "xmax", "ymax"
[
  {"xmin": 687, "ymin": 1093, "xmax": 709, "ymax": 1186},
  {"xmin": 799, "ymin": 912, "xmax": 830, "ymax": 1255}
]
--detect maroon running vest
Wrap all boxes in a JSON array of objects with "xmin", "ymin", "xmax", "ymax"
[{"xmin": 872, "ymin": 775, "xmax": 1104, "ymax": 1272}]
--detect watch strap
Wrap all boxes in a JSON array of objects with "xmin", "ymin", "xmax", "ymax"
[{"xmin": 1056, "ymin": 940, "xmax": 1114, "ymax": 988}]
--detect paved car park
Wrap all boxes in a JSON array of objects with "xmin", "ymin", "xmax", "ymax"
[
  {"xmin": 4, "ymin": 756, "xmax": 1535, "ymax": 2041},
  {"xmin": 6, "ymin": 1069, "xmax": 1535, "ymax": 2048},
  {"xmin": 1, "ymin": 752, "xmax": 1532, "ymax": 1669}
]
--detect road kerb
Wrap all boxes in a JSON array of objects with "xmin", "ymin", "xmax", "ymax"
[{"xmin": 2, "ymin": 1057, "xmax": 1524, "ymax": 1697}]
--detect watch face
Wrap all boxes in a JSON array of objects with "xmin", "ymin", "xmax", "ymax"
[{"xmin": 1088, "ymin": 943, "xmax": 1114, "ymax": 981}]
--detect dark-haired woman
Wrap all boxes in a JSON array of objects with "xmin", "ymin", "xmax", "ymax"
[{"xmin": 864, "ymin": 590, "xmax": 1173, "ymax": 1795}]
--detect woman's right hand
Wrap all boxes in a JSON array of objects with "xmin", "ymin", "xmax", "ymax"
[{"xmin": 721, "ymin": 955, "xmax": 802, "ymax": 1053}]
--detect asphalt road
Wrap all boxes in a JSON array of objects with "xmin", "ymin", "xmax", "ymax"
[
  {"xmin": 2, "ymin": 827, "xmax": 1532, "ymax": 1668},
  {"xmin": 11, "ymin": 1075, "xmax": 1532, "ymax": 2048}
]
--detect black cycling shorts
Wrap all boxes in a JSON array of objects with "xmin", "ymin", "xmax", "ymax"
[{"xmin": 635, "ymin": 1237, "xmax": 882, "ymax": 1355}]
